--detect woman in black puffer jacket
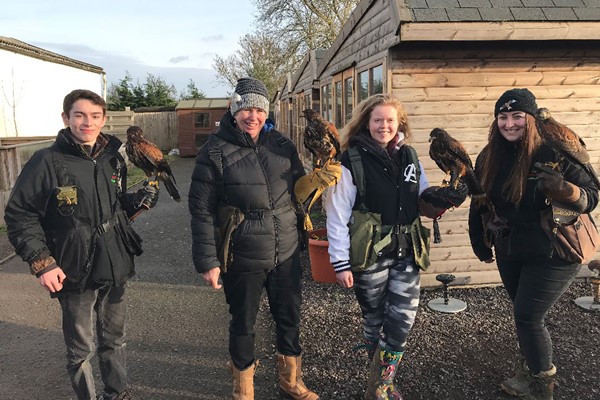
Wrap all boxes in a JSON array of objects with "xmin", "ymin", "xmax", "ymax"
[{"xmin": 188, "ymin": 78, "xmax": 318, "ymax": 399}]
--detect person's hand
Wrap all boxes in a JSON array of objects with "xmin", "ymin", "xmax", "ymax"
[
  {"xmin": 135, "ymin": 180, "xmax": 160, "ymax": 209},
  {"xmin": 202, "ymin": 267, "xmax": 222, "ymax": 289},
  {"xmin": 534, "ymin": 162, "xmax": 580, "ymax": 203},
  {"xmin": 336, "ymin": 270, "xmax": 353, "ymax": 288},
  {"xmin": 294, "ymin": 161, "xmax": 342, "ymax": 206},
  {"xmin": 420, "ymin": 180, "xmax": 469, "ymax": 210},
  {"xmin": 38, "ymin": 266, "xmax": 67, "ymax": 293}
]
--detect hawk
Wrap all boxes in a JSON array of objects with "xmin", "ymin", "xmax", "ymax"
[
  {"xmin": 125, "ymin": 126, "xmax": 181, "ymax": 202},
  {"xmin": 535, "ymin": 108, "xmax": 600, "ymax": 189},
  {"xmin": 302, "ymin": 109, "xmax": 341, "ymax": 168},
  {"xmin": 428, "ymin": 128, "xmax": 484, "ymax": 198}
]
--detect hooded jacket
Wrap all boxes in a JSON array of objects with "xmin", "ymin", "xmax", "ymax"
[
  {"xmin": 189, "ymin": 111, "xmax": 305, "ymax": 273},
  {"xmin": 5, "ymin": 129, "xmax": 143, "ymax": 295}
]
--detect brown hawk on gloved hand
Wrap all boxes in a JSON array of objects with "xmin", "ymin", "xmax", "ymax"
[
  {"xmin": 125, "ymin": 126, "xmax": 181, "ymax": 202},
  {"xmin": 428, "ymin": 128, "xmax": 484, "ymax": 198},
  {"xmin": 302, "ymin": 109, "xmax": 341, "ymax": 167},
  {"xmin": 535, "ymin": 108, "xmax": 600, "ymax": 189}
]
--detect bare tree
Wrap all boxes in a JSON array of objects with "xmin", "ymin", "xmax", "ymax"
[
  {"xmin": 213, "ymin": 0, "xmax": 358, "ymax": 98},
  {"xmin": 1, "ymin": 68, "xmax": 23, "ymax": 137},
  {"xmin": 213, "ymin": 31, "xmax": 292, "ymax": 100},
  {"xmin": 253, "ymin": 0, "xmax": 359, "ymax": 57}
]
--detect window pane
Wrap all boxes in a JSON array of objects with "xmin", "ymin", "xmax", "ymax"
[
  {"xmin": 358, "ymin": 71, "xmax": 369, "ymax": 101},
  {"xmin": 371, "ymin": 65, "xmax": 383, "ymax": 95},
  {"xmin": 344, "ymin": 77, "xmax": 353, "ymax": 123},
  {"xmin": 335, "ymin": 81, "xmax": 343, "ymax": 128},
  {"xmin": 326, "ymin": 84, "xmax": 333, "ymax": 122},
  {"xmin": 194, "ymin": 112, "xmax": 210, "ymax": 128}
]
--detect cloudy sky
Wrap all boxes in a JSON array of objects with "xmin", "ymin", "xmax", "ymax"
[{"xmin": 2, "ymin": 0, "xmax": 258, "ymax": 97}]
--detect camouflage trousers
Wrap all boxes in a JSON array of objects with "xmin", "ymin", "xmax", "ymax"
[{"xmin": 352, "ymin": 255, "xmax": 420, "ymax": 352}]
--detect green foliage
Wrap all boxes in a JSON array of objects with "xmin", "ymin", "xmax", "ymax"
[
  {"xmin": 180, "ymin": 79, "xmax": 207, "ymax": 100},
  {"xmin": 108, "ymin": 73, "xmax": 202, "ymax": 111},
  {"xmin": 0, "ymin": 225, "xmax": 6, "ymax": 235}
]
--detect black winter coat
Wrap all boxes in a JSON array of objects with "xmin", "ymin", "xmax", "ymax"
[
  {"xmin": 189, "ymin": 112, "xmax": 305, "ymax": 273},
  {"xmin": 468, "ymin": 141, "xmax": 599, "ymax": 263},
  {"xmin": 5, "ymin": 129, "xmax": 143, "ymax": 294}
]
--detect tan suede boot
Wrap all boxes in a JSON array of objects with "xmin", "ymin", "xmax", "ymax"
[
  {"xmin": 523, "ymin": 365, "xmax": 556, "ymax": 400},
  {"xmin": 228, "ymin": 360, "xmax": 259, "ymax": 400},
  {"xmin": 501, "ymin": 359, "xmax": 533, "ymax": 396},
  {"xmin": 277, "ymin": 354, "xmax": 319, "ymax": 400}
]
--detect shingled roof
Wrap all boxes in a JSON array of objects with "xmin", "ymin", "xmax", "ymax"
[{"xmin": 402, "ymin": 0, "xmax": 600, "ymax": 22}]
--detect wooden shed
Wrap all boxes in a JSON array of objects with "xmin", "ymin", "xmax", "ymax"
[
  {"xmin": 279, "ymin": 0, "xmax": 600, "ymax": 287},
  {"xmin": 275, "ymin": 50, "xmax": 327, "ymax": 165},
  {"xmin": 176, "ymin": 98, "xmax": 228, "ymax": 157}
]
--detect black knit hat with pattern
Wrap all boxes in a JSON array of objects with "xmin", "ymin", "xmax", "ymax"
[
  {"xmin": 494, "ymin": 88, "xmax": 538, "ymax": 117},
  {"xmin": 229, "ymin": 77, "xmax": 270, "ymax": 116}
]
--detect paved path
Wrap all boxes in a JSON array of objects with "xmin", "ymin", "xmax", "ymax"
[{"xmin": 0, "ymin": 157, "xmax": 279, "ymax": 399}]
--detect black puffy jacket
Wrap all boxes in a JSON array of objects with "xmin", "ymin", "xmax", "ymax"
[
  {"xmin": 5, "ymin": 129, "xmax": 143, "ymax": 294},
  {"xmin": 189, "ymin": 112, "xmax": 305, "ymax": 273}
]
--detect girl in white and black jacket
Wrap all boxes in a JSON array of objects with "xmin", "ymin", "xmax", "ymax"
[{"xmin": 325, "ymin": 94, "xmax": 467, "ymax": 399}]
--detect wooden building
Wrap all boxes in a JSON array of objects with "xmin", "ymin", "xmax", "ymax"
[
  {"xmin": 176, "ymin": 98, "xmax": 228, "ymax": 157},
  {"xmin": 275, "ymin": 0, "xmax": 600, "ymax": 287},
  {"xmin": 275, "ymin": 49, "xmax": 326, "ymax": 164}
]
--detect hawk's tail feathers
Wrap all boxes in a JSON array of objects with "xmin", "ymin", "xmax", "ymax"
[
  {"xmin": 464, "ymin": 167, "xmax": 485, "ymax": 197},
  {"xmin": 157, "ymin": 172, "xmax": 182, "ymax": 202}
]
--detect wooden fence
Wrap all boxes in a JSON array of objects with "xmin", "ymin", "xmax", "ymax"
[{"xmin": 105, "ymin": 110, "xmax": 179, "ymax": 152}]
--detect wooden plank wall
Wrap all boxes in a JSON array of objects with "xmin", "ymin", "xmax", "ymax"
[
  {"xmin": 390, "ymin": 44, "xmax": 600, "ymax": 287},
  {"xmin": 105, "ymin": 109, "xmax": 135, "ymax": 133},
  {"xmin": 133, "ymin": 112, "xmax": 178, "ymax": 152}
]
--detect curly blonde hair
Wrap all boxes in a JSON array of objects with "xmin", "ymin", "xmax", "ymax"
[{"xmin": 341, "ymin": 94, "xmax": 411, "ymax": 150}]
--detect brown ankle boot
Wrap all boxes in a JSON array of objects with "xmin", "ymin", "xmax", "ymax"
[
  {"xmin": 523, "ymin": 365, "xmax": 556, "ymax": 400},
  {"xmin": 501, "ymin": 359, "xmax": 533, "ymax": 396},
  {"xmin": 228, "ymin": 360, "xmax": 259, "ymax": 400},
  {"xmin": 277, "ymin": 354, "xmax": 319, "ymax": 400}
]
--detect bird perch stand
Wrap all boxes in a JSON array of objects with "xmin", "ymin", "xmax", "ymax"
[
  {"xmin": 574, "ymin": 260, "xmax": 600, "ymax": 311},
  {"xmin": 427, "ymin": 273, "xmax": 467, "ymax": 314}
]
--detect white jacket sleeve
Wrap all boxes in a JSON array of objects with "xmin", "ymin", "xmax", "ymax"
[{"xmin": 325, "ymin": 165, "xmax": 356, "ymax": 272}]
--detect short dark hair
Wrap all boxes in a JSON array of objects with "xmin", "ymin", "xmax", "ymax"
[{"xmin": 63, "ymin": 89, "xmax": 107, "ymax": 116}]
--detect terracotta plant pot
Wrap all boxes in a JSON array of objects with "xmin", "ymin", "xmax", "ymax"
[{"xmin": 307, "ymin": 228, "xmax": 337, "ymax": 284}]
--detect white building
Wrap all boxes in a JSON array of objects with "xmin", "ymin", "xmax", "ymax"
[{"xmin": 0, "ymin": 36, "xmax": 105, "ymax": 138}]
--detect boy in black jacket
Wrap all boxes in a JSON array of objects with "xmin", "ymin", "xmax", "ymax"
[{"xmin": 4, "ymin": 89, "xmax": 159, "ymax": 400}]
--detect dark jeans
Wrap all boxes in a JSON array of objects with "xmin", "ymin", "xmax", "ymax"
[
  {"xmin": 222, "ymin": 252, "xmax": 302, "ymax": 370},
  {"xmin": 58, "ymin": 285, "xmax": 128, "ymax": 400},
  {"xmin": 497, "ymin": 255, "xmax": 580, "ymax": 374}
]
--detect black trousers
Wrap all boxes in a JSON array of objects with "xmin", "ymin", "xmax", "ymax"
[
  {"xmin": 496, "ymin": 250, "xmax": 580, "ymax": 374},
  {"xmin": 222, "ymin": 252, "xmax": 302, "ymax": 369}
]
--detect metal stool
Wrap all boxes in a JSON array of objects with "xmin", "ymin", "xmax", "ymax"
[
  {"xmin": 427, "ymin": 273, "xmax": 467, "ymax": 314},
  {"xmin": 575, "ymin": 260, "xmax": 600, "ymax": 311}
]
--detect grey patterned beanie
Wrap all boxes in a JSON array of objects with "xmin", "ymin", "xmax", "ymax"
[
  {"xmin": 494, "ymin": 88, "xmax": 537, "ymax": 117},
  {"xmin": 229, "ymin": 77, "xmax": 270, "ymax": 116}
]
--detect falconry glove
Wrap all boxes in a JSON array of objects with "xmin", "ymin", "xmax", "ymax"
[
  {"xmin": 534, "ymin": 162, "xmax": 581, "ymax": 203},
  {"xmin": 294, "ymin": 160, "xmax": 342, "ymax": 230},
  {"xmin": 421, "ymin": 181, "xmax": 469, "ymax": 210},
  {"xmin": 135, "ymin": 180, "xmax": 160, "ymax": 209}
]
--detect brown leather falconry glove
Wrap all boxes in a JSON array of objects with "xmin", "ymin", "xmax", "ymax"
[{"xmin": 534, "ymin": 162, "xmax": 581, "ymax": 203}]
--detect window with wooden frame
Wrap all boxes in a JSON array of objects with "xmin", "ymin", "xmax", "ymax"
[
  {"xmin": 321, "ymin": 83, "xmax": 333, "ymax": 122},
  {"xmin": 331, "ymin": 67, "xmax": 354, "ymax": 129},
  {"xmin": 357, "ymin": 63, "xmax": 383, "ymax": 102},
  {"xmin": 194, "ymin": 112, "xmax": 210, "ymax": 128}
]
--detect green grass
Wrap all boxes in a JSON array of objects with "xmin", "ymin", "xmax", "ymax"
[{"xmin": 0, "ymin": 225, "xmax": 6, "ymax": 235}]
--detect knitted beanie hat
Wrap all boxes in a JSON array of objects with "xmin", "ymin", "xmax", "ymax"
[
  {"xmin": 494, "ymin": 88, "xmax": 537, "ymax": 117},
  {"xmin": 229, "ymin": 77, "xmax": 270, "ymax": 116}
]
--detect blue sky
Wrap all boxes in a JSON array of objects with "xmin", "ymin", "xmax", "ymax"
[{"xmin": 2, "ymin": 0, "xmax": 258, "ymax": 97}]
